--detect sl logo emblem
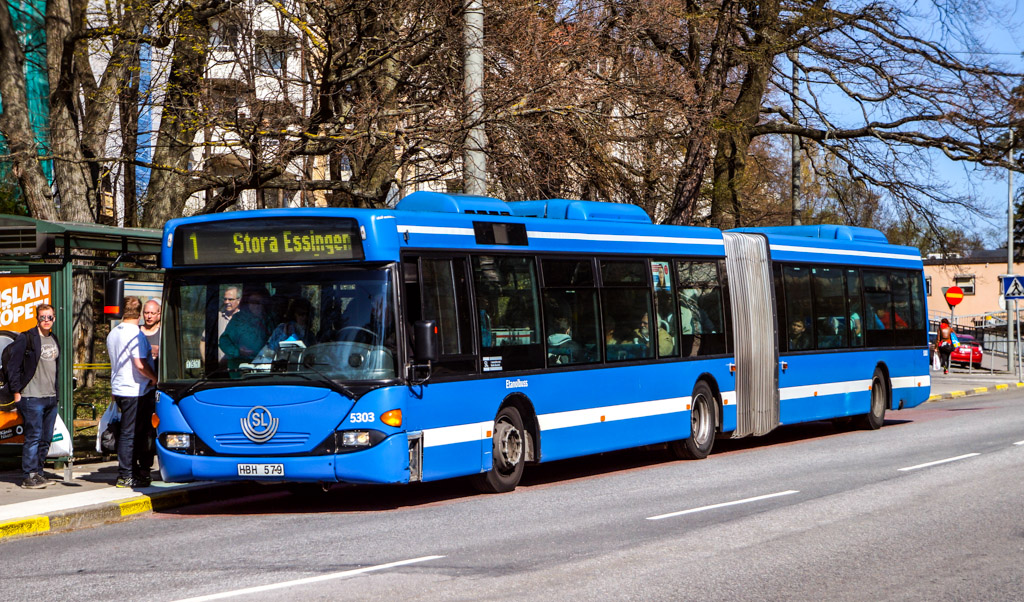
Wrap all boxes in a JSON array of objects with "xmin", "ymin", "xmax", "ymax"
[{"xmin": 241, "ymin": 406, "xmax": 279, "ymax": 443}]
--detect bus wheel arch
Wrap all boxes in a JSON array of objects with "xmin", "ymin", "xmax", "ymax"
[
  {"xmin": 669, "ymin": 378, "xmax": 718, "ymax": 460},
  {"xmin": 471, "ymin": 394, "xmax": 537, "ymax": 494},
  {"xmin": 696, "ymin": 373, "xmax": 724, "ymax": 433},
  {"xmin": 857, "ymin": 364, "xmax": 890, "ymax": 430},
  {"xmin": 500, "ymin": 393, "xmax": 539, "ymax": 463}
]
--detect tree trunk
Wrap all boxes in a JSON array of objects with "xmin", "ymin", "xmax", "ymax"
[
  {"xmin": 46, "ymin": 0, "xmax": 93, "ymax": 223},
  {"xmin": 0, "ymin": 0, "xmax": 55, "ymax": 220},
  {"xmin": 143, "ymin": 0, "xmax": 219, "ymax": 227}
]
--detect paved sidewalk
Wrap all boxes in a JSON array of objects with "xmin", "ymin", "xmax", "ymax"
[
  {"xmin": 927, "ymin": 367, "xmax": 1024, "ymax": 401},
  {"xmin": 0, "ymin": 460, "xmax": 247, "ymax": 542},
  {"xmin": 3, "ymin": 368, "xmax": 1022, "ymax": 544}
]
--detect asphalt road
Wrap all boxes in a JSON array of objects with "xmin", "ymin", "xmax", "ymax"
[{"xmin": 8, "ymin": 392, "xmax": 1024, "ymax": 601}]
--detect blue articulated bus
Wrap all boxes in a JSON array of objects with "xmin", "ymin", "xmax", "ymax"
[{"xmin": 154, "ymin": 192, "xmax": 930, "ymax": 492}]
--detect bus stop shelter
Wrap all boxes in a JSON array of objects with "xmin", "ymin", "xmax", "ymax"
[{"xmin": 0, "ymin": 215, "xmax": 161, "ymax": 470}]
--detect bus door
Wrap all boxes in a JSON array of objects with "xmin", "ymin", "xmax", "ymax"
[{"xmin": 722, "ymin": 232, "xmax": 779, "ymax": 437}]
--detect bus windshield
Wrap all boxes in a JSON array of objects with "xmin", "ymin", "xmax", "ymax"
[{"xmin": 163, "ymin": 266, "xmax": 397, "ymax": 383}]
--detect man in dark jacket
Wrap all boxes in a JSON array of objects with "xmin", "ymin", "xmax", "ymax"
[{"xmin": 7, "ymin": 303, "xmax": 61, "ymax": 489}]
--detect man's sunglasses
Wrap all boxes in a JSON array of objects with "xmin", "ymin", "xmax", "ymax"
[{"xmin": 38, "ymin": 315, "xmax": 55, "ymax": 322}]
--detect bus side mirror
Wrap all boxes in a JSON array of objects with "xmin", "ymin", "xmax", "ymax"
[{"xmin": 414, "ymin": 320, "xmax": 439, "ymax": 362}]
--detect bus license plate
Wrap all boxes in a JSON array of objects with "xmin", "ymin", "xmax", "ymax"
[{"xmin": 237, "ymin": 463, "xmax": 284, "ymax": 477}]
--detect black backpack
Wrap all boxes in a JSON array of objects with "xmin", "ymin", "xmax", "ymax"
[{"xmin": 0, "ymin": 332, "xmax": 34, "ymax": 408}]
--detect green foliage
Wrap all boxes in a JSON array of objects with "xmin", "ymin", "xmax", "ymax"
[{"xmin": 0, "ymin": 169, "xmax": 31, "ymax": 216}]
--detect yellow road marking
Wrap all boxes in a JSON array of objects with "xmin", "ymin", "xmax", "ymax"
[
  {"xmin": 950, "ymin": 391, "xmax": 966, "ymax": 398},
  {"xmin": 119, "ymin": 497, "xmax": 153, "ymax": 517},
  {"xmin": 0, "ymin": 516, "xmax": 49, "ymax": 540}
]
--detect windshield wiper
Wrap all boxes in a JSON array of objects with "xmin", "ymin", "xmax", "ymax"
[{"xmin": 289, "ymin": 364, "xmax": 357, "ymax": 400}]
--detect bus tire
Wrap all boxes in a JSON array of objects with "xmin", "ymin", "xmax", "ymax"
[
  {"xmin": 669, "ymin": 381, "xmax": 716, "ymax": 460},
  {"xmin": 857, "ymin": 370, "xmax": 887, "ymax": 430},
  {"xmin": 471, "ymin": 406, "xmax": 526, "ymax": 493}
]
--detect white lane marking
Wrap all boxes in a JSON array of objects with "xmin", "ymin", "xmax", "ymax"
[
  {"xmin": 646, "ymin": 490, "xmax": 799, "ymax": 521},
  {"xmin": 897, "ymin": 453, "xmax": 980, "ymax": 472},
  {"xmin": 172, "ymin": 555, "xmax": 445, "ymax": 602},
  {"xmin": 1013, "ymin": 440, "xmax": 1024, "ymax": 446}
]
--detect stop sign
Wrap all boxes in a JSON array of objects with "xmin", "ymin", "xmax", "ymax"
[{"xmin": 945, "ymin": 286, "xmax": 964, "ymax": 307}]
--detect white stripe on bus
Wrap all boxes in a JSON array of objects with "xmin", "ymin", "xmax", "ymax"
[
  {"xmin": 537, "ymin": 396, "xmax": 689, "ymax": 432},
  {"xmin": 422, "ymin": 392, "xmax": 737, "ymax": 448},
  {"xmin": 421, "ymin": 371, "xmax": 928, "ymax": 449},
  {"xmin": 527, "ymin": 231, "xmax": 724, "ymax": 246},
  {"xmin": 397, "ymin": 224, "xmax": 724, "ymax": 247},
  {"xmin": 770, "ymin": 244, "xmax": 921, "ymax": 262}
]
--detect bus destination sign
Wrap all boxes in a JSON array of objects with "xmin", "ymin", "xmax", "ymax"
[{"xmin": 172, "ymin": 218, "xmax": 364, "ymax": 266}]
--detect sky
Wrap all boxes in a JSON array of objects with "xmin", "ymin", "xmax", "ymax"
[{"xmin": 904, "ymin": 0, "xmax": 1024, "ymax": 247}]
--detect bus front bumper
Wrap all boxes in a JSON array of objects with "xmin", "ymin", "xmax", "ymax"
[{"xmin": 157, "ymin": 432, "xmax": 410, "ymax": 485}]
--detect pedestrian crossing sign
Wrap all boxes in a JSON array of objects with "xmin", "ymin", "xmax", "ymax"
[{"xmin": 1003, "ymin": 275, "xmax": 1024, "ymax": 299}]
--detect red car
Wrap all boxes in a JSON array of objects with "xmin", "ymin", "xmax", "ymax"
[{"xmin": 951, "ymin": 334, "xmax": 983, "ymax": 368}]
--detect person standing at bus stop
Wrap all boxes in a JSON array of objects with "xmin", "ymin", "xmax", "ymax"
[
  {"xmin": 141, "ymin": 299, "xmax": 161, "ymax": 361},
  {"xmin": 8, "ymin": 304, "xmax": 62, "ymax": 489},
  {"xmin": 107, "ymin": 296, "xmax": 158, "ymax": 488}
]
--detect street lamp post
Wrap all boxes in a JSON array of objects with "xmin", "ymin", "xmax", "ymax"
[{"xmin": 463, "ymin": 0, "xmax": 486, "ymax": 196}]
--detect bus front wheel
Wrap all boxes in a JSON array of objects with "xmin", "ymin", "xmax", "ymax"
[
  {"xmin": 670, "ymin": 381, "xmax": 716, "ymax": 460},
  {"xmin": 857, "ymin": 370, "xmax": 887, "ymax": 430},
  {"xmin": 472, "ymin": 406, "xmax": 526, "ymax": 493}
]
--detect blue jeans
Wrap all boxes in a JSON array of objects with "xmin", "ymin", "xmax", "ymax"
[
  {"xmin": 17, "ymin": 395, "xmax": 58, "ymax": 478},
  {"xmin": 114, "ymin": 389, "xmax": 156, "ymax": 480}
]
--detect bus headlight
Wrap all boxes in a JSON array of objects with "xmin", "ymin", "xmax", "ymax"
[
  {"xmin": 341, "ymin": 431, "xmax": 371, "ymax": 447},
  {"xmin": 162, "ymin": 433, "xmax": 192, "ymax": 450},
  {"xmin": 336, "ymin": 429, "xmax": 386, "ymax": 452}
]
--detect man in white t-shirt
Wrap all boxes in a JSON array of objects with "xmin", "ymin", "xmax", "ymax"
[{"xmin": 107, "ymin": 296, "xmax": 158, "ymax": 488}]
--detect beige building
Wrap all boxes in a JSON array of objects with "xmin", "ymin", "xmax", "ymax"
[{"xmin": 923, "ymin": 250, "xmax": 1022, "ymax": 323}]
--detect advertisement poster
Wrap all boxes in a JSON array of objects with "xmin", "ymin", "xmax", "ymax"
[
  {"xmin": 0, "ymin": 275, "xmax": 52, "ymax": 333},
  {"xmin": 0, "ymin": 275, "xmax": 51, "ymax": 446}
]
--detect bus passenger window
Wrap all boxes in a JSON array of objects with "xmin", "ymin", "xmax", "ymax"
[
  {"xmin": 863, "ymin": 269, "xmax": 894, "ymax": 347},
  {"xmin": 600, "ymin": 260, "xmax": 654, "ymax": 362},
  {"xmin": 473, "ymin": 255, "xmax": 544, "ymax": 371},
  {"xmin": 783, "ymin": 266, "xmax": 813, "ymax": 351},
  {"xmin": 812, "ymin": 267, "xmax": 846, "ymax": 349},
  {"xmin": 542, "ymin": 258, "xmax": 599, "ymax": 366},
  {"xmin": 891, "ymin": 271, "xmax": 914, "ymax": 346},
  {"xmin": 651, "ymin": 260, "xmax": 678, "ymax": 357},
  {"xmin": 677, "ymin": 261, "xmax": 726, "ymax": 356},
  {"xmin": 846, "ymin": 269, "xmax": 865, "ymax": 348}
]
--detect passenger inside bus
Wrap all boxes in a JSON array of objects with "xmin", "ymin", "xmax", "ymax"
[
  {"xmin": 789, "ymin": 319, "xmax": 812, "ymax": 351},
  {"xmin": 253, "ymin": 298, "xmax": 316, "ymax": 364},
  {"xmin": 220, "ymin": 288, "xmax": 272, "ymax": 370},
  {"xmin": 547, "ymin": 317, "xmax": 583, "ymax": 364}
]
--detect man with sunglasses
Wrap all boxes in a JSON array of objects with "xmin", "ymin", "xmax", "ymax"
[{"xmin": 8, "ymin": 304, "xmax": 62, "ymax": 489}]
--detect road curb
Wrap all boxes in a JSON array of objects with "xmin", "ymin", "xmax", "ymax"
[
  {"xmin": 927, "ymin": 381, "xmax": 1024, "ymax": 402},
  {"xmin": 0, "ymin": 482, "xmax": 258, "ymax": 543}
]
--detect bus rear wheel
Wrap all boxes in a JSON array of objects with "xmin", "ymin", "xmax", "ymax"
[
  {"xmin": 471, "ymin": 406, "xmax": 526, "ymax": 493},
  {"xmin": 856, "ymin": 370, "xmax": 887, "ymax": 430},
  {"xmin": 669, "ymin": 381, "xmax": 716, "ymax": 460}
]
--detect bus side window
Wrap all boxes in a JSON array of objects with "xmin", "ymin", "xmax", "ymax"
[
  {"xmin": 651, "ymin": 260, "xmax": 678, "ymax": 358},
  {"xmin": 600, "ymin": 259, "xmax": 654, "ymax": 362},
  {"xmin": 472, "ymin": 255, "xmax": 545, "ymax": 371},
  {"xmin": 782, "ymin": 265, "xmax": 813, "ymax": 351},
  {"xmin": 811, "ymin": 267, "xmax": 846, "ymax": 349},
  {"xmin": 542, "ymin": 258, "xmax": 600, "ymax": 366},
  {"xmin": 863, "ymin": 269, "xmax": 894, "ymax": 347},
  {"xmin": 675, "ymin": 261, "xmax": 726, "ymax": 356},
  {"xmin": 908, "ymin": 272, "xmax": 927, "ymax": 344},
  {"xmin": 891, "ymin": 271, "xmax": 913, "ymax": 346},
  {"xmin": 846, "ymin": 269, "xmax": 865, "ymax": 348}
]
